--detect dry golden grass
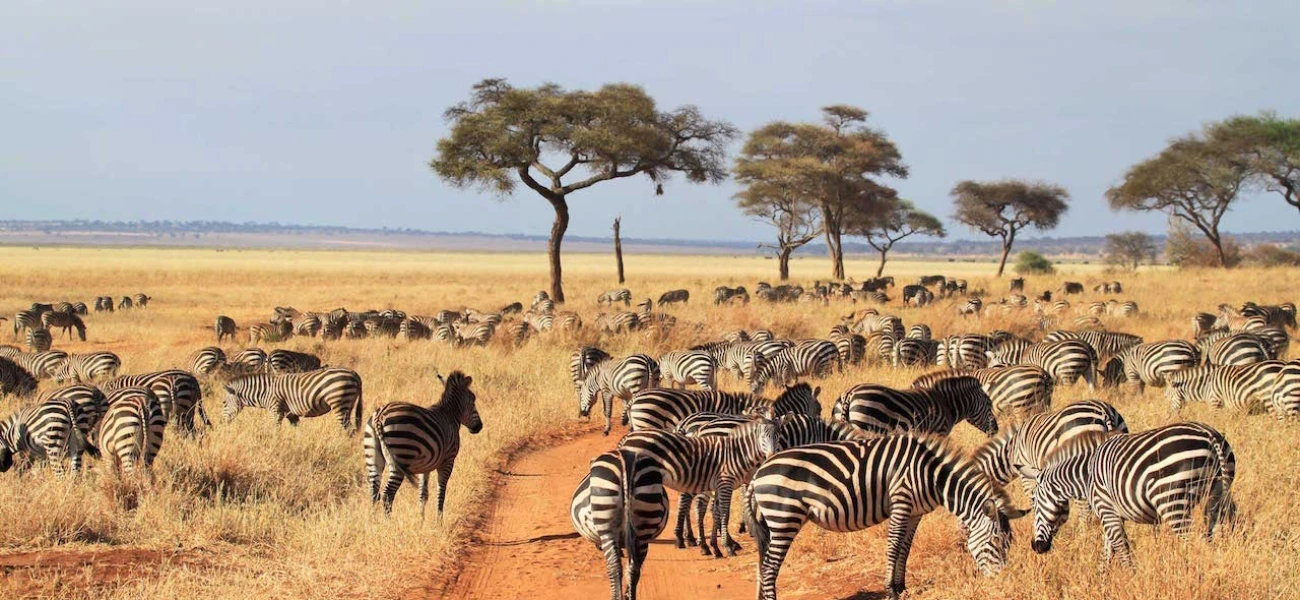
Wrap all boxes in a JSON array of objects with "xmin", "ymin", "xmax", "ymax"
[{"xmin": 0, "ymin": 246, "xmax": 1295, "ymax": 599}]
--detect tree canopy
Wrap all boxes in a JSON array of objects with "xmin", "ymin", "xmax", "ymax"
[
  {"xmin": 734, "ymin": 122, "xmax": 824, "ymax": 280},
  {"xmin": 431, "ymin": 79, "xmax": 736, "ymax": 301},
  {"xmin": 1207, "ymin": 112, "xmax": 1300, "ymax": 215},
  {"xmin": 844, "ymin": 197, "xmax": 946, "ymax": 277},
  {"xmin": 1102, "ymin": 231, "xmax": 1158, "ymax": 271},
  {"xmin": 951, "ymin": 179, "xmax": 1070, "ymax": 276}
]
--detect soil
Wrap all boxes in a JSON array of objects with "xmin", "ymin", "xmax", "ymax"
[{"xmin": 0, "ymin": 547, "xmax": 209, "ymax": 596}]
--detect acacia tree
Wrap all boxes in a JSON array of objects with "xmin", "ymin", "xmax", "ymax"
[
  {"xmin": 1106, "ymin": 135, "xmax": 1250, "ymax": 268},
  {"xmin": 1207, "ymin": 112, "xmax": 1300, "ymax": 215},
  {"xmin": 951, "ymin": 179, "xmax": 1070, "ymax": 277},
  {"xmin": 734, "ymin": 123, "xmax": 822, "ymax": 280},
  {"xmin": 844, "ymin": 196, "xmax": 946, "ymax": 277},
  {"xmin": 1102, "ymin": 231, "xmax": 1157, "ymax": 270},
  {"xmin": 431, "ymin": 79, "xmax": 736, "ymax": 302}
]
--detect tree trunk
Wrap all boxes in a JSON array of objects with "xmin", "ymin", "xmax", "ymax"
[
  {"xmin": 821, "ymin": 204, "xmax": 845, "ymax": 280},
  {"xmin": 1209, "ymin": 236, "xmax": 1229, "ymax": 268},
  {"xmin": 548, "ymin": 198, "xmax": 570, "ymax": 302},
  {"xmin": 778, "ymin": 247, "xmax": 792, "ymax": 281},
  {"xmin": 996, "ymin": 243, "xmax": 1012, "ymax": 277},
  {"xmin": 612, "ymin": 216, "xmax": 625, "ymax": 284},
  {"xmin": 830, "ymin": 229, "xmax": 845, "ymax": 280},
  {"xmin": 876, "ymin": 249, "xmax": 888, "ymax": 278}
]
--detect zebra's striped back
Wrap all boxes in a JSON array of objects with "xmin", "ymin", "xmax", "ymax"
[
  {"xmin": 937, "ymin": 334, "xmax": 991, "ymax": 369},
  {"xmin": 40, "ymin": 384, "xmax": 109, "ymax": 436},
  {"xmin": 98, "ymin": 387, "xmax": 166, "ymax": 477},
  {"xmin": 25, "ymin": 328, "xmax": 52, "ymax": 352},
  {"xmin": 569, "ymin": 449, "xmax": 670, "ymax": 600},
  {"xmin": 54, "ymin": 351, "xmax": 121, "ymax": 383},
  {"xmin": 224, "ymin": 367, "xmax": 362, "ymax": 434},
  {"xmin": 1166, "ymin": 361, "xmax": 1286, "ymax": 413},
  {"xmin": 0, "ymin": 396, "xmax": 93, "ymax": 475},
  {"xmin": 1201, "ymin": 333, "xmax": 1271, "ymax": 365},
  {"xmin": 750, "ymin": 339, "xmax": 839, "ymax": 392},
  {"xmin": 912, "ymin": 365, "xmax": 1053, "ymax": 418},
  {"xmin": 103, "ymin": 370, "xmax": 205, "ymax": 435},
  {"xmin": 627, "ymin": 384, "xmax": 821, "ymax": 432},
  {"xmin": 1110, "ymin": 340, "xmax": 1199, "ymax": 391},
  {"xmin": 1270, "ymin": 361, "xmax": 1300, "ymax": 418},
  {"xmin": 972, "ymin": 400, "xmax": 1127, "ymax": 489},
  {"xmin": 266, "ymin": 349, "xmax": 323, "ymax": 374},
  {"xmin": 580, "ymin": 354, "xmax": 660, "ymax": 436},
  {"xmin": 659, "ymin": 351, "xmax": 717, "ymax": 390},
  {"xmin": 989, "ymin": 339, "xmax": 1097, "ymax": 388},
  {"xmin": 569, "ymin": 346, "xmax": 612, "ymax": 394},
  {"xmin": 0, "ymin": 348, "xmax": 69, "ymax": 380},
  {"xmin": 893, "ymin": 338, "xmax": 937, "ymax": 368},
  {"xmin": 833, "ymin": 377, "xmax": 998, "ymax": 437},
  {"xmin": 0, "ymin": 356, "xmax": 38, "ymax": 398}
]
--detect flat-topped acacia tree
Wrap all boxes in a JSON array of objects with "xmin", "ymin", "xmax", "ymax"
[
  {"xmin": 951, "ymin": 179, "xmax": 1070, "ymax": 277},
  {"xmin": 430, "ymin": 79, "xmax": 736, "ymax": 302}
]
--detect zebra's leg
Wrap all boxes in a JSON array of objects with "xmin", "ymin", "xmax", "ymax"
[
  {"xmin": 620, "ymin": 393, "xmax": 631, "ymax": 427},
  {"xmin": 716, "ymin": 481, "xmax": 742, "ymax": 556},
  {"xmin": 1205, "ymin": 477, "xmax": 1238, "ymax": 538},
  {"xmin": 417, "ymin": 473, "xmax": 430, "ymax": 524},
  {"xmin": 1095, "ymin": 503, "xmax": 1134, "ymax": 570},
  {"xmin": 436, "ymin": 460, "xmax": 456, "ymax": 522},
  {"xmin": 601, "ymin": 390, "xmax": 614, "ymax": 436},
  {"xmin": 737, "ymin": 484, "xmax": 748, "ymax": 535},
  {"xmin": 755, "ymin": 514, "xmax": 802, "ymax": 600},
  {"xmin": 380, "ymin": 462, "xmax": 405, "ymax": 515},
  {"xmin": 626, "ymin": 536, "xmax": 648, "ymax": 600},
  {"xmin": 674, "ymin": 493, "xmax": 694, "ymax": 548},
  {"xmin": 699, "ymin": 492, "xmax": 714, "ymax": 557},
  {"xmin": 883, "ymin": 505, "xmax": 921, "ymax": 599},
  {"xmin": 599, "ymin": 533, "xmax": 623, "ymax": 600}
]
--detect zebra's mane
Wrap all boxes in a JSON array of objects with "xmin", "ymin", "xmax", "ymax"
[
  {"xmin": 1041, "ymin": 430, "xmax": 1114, "ymax": 468},
  {"xmin": 910, "ymin": 433, "xmax": 1015, "ymax": 511},
  {"xmin": 971, "ymin": 422, "xmax": 1020, "ymax": 464},
  {"xmin": 433, "ymin": 371, "xmax": 473, "ymax": 409}
]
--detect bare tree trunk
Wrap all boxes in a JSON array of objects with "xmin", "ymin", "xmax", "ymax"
[
  {"xmin": 613, "ymin": 216, "xmax": 625, "ymax": 284},
  {"xmin": 778, "ymin": 247, "xmax": 792, "ymax": 281},
  {"xmin": 548, "ymin": 199, "xmax": 570, "ymax": 302},
  {"xmin": 1209, "ymin": 236, "xmax": 1229, "ymax": 268},
  {"xmin": 876, "ymin": 249, "xmax": 888, "ymax": 278},
  {"xmin": 996, "ymin": 243, "xmax": 1012, "ymax": 278},
  {"xmin": 821, "ymin": 204, "xmax": 845, "ymax": 280},
  {"xmin": 830, "ymin": 229, "xmax": 845, "ymax": 280}
]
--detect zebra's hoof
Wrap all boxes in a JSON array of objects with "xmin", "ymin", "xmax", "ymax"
[{"xmin": 675, "ymin": 539, "xmax": 686, "ymax": 549}]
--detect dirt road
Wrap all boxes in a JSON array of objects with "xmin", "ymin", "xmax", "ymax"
[{"xmin": 439, "ymin": 427, "xmax": 874, "ymax": 600}]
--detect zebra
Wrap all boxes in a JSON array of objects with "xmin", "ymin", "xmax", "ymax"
[
  {"xmin": 751, "ymin": 329, "xmax": 775, "ymax": 342},
  {"xmin": 936, "ymin": 334, "xmax": 992, "ymax": 369},
  {"xmin": 569, "ymin": 346, "xmax": 613, "ymax": 396},
  {"xmin": 97, "ymin": 387, "xmax": 167, "ymax": 479},
  {"xmin": 103, "ymin": 370, "xmax": 207, "ymax": 435},
  {"xmin": 0, "ymin": 356, "xmax": 38, "ymax": 398},
  {"xmin": 901, "ymin": 285, "xmax": 934, "ymax": 307},
  {"xmin": 223, "ymin": 367, "xmax": 362, "ymax": 434},
  {"xmin": 520, "ymin": 311, "xmax": 553, "ymax": 333},
  {"xmin": 580, "ymin": 354, "xmax": 660, "ymax": 436},
  {"xmin": 906, "ymin": 324, "xmax": 931, "ymax": 340},
  {"xmin": 1270, "ymin": 361, "xmax": 1300, "ymax": 418},
  {"xmin": 750, "ymin": 340, "xmax": 840, "ymax": 392},
  {"xmin": 987, "ymin": 339, "xmax": 1098, "ymax": 389},
  {"xmin": 1112, "ymin": 300, "xmax": 1139, "ymax": 317},
  {"xmin": 248, "ymin": 321, "xmax": 292, "ymax": 346},
  {"xmin": 1025, "ymin": 422, "xmax": 1236, "ymax": 568},
  {"xmin": 1043, "ymin": 330, "xmax": 1143, "ymax": 365},
  {"xmin": 399, "ymin": 318, "xmax": 433, "ymax": 341},
  {"xmin": 292, "ymin": 313, "xmax": 323, "ymax": 338},
  {"xmin": 1200, "ymin": 332, "xmax": 1271, "ymax": 365},
  {"xmin": 626, "ymin": 383, "xmax": 822, "ymax": 432},
  {"xmin": 619, "ymin": 418, "xmax": 779, "ymax": 557},
  {"xmin": 657, "ymin": 289, "xmax": 690, "ymax": 306},
  {"xmin": 266, "ymin": 349, "xmax": 322, "ymax": 374},
  {"xmin": 94, "ymin": 297, "xmax": 113, "ymax": 313},
  {"xmin": 499, "ymin": 301, "xmax": 524, "ymax": 315},
  {"xmin": 1240, "ymin": 301, "xmax": 1297, "ymax": 330},
  {"xmin": 747, "ymin": 435, "xmax": 1025, "ymax": 600},
  {"xmin": 1165, "ymin": 361, "xmax": 1286, "ymax": 413},
  {"xmin": 1105, "ymin": 340, "xmax": 1200, "ymax": 392},
  {"xmin": 569, "ymin": 449, "xmax": 669, "ymax": 600},
  {"xmin": 712, "ymin": 286, "xmax": 749, "ymax": 305},
  {"xmin": 829, "ymin": 330, "xmax": 866, "ymax": 366},
  {"xmin": 71, "ymin": 302, "xmax": 88, "ymax": 315},
  {"xmin": 40, "ymin": 311, "xmax": 86, "ymax": 341},
  {"xmin": 971, "ymin": 400, "xmax": 1128, "ymax": 496},
  {"xmin": 919, "ymin": 275, "xmax": 946, "ymax": 287},
  {"xmin": 215, "ymin": 316, "xmax": 238, "ymax": 343},
  {"xmin": 722, "ymin": 329, "xmax": 750, "ymax": 343},
  {"xmin": 504, "ymin": 321, "xmax": 532, "ymax": 346},
  {"xmin": 593, "ymin": 312, "xmax": 641, "ymax": 334},
  {"xmin": 39, "ymin": 383, "xmax": 110, "ymax": 436},
  {"xmin": 26, "ymin": 328, "xmax": 53, "ymax": 352},
  {"xmin": 912, "ymin": 364, "xmax": 1054, "ymax": 418},
  {"xmin": 832, "ymin": 377, "xmax": 998, "ymax": 437},
  {"xmin": 554, "ymin": 311, "xmax": 582, "ymax": 332},
  {"xmin": 1086, "ymin": 301, "xmax": 1108, "ymax": 318},
  {"xmin": 364, "ymin": 370, "xmax": 481, "ymax": 518},
  {"xmin": 1192, "ymin": 312, "xmax": 1220, "ymax": 338},
  {"xmin": 1059, "ymin": 282, "xmax": 1084, "ymax": 295},
  {"xmin": 132, "ymin": 293, "xmax": 150, "ymax": 307},
  {"xmin": 955, "ymin": 297, "xmax": 983, "ymax": 318},
  {"xmin": 0, "ymin": 396, "xmax": 96, "ymax": 476},
  {"xmin": 1009, "ymin": 277, "xmax": 1025, "ymax": 292},
  {"xmin": 52, "ymin": 351, "xmax": 122, "ymax": 383},
  {"xmin": 118, "ymin": 296, "xmax": 133, "ymax": 310},
  {"xmin": 658, "ymin": 351, "xmax": 717, "ymax": 390},
  {"xmin": 11, "ymin": 309, "xmax": 42, "ymax": 340},
  {"xmin": 452, "ymin": 321, "xmax": 496, "ymax": 346},
  {"xmin": 0, "ymin": 348, "xmax": 69, "ymax": 380},
  {"xmin": 531, "ymin": 297, "xmax": 556, "ymax": 315},
  {"xmin": 228, "ymin": 348, "xmax": 267, "ymax": 374},
  {"xmin": 892, "ymin": 338, "xmax": 937, "ymax": 368},
  {"xmin": 597, "ymin": 288, "xmax": 633, "ymax": 306}
]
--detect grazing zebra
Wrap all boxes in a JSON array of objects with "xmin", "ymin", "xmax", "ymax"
[
  {"xmin": 722, "ymin": 329, "xmax": 750, "ymax": 343},
  {"xmin": 619, "ymin": 418, "xmax": 779, "ymax": 557},
  {"xmin": 1200, "ymin": 332, "xmax": 1271, "ymax": 365},
  {"xmin": 1086, "ymin": 301, "xmax": 1108, "ymax": 317},
  {"xmin": 248, "ymin": 321, "xmax": 292, "ymax": 346},
  {"xmin": 1270, "ymin": 361, "xmax": 1300, "ymax": 418},
  {"xmin": 580, "ymin": 354, "xmax": 660, "ymax": 436},
  {"xmin": 223, "ymin": 367, "xmax": 363, "ymax": 434},
  {"xmin": 1026, "ymin": 422, "xmax": 1236, "ymax": 568},
  {"xmin": 955, "ymin": 297, "xmax": 983, "ymax": 318},
  {"xmin": 12, "ymin": 309, "xmax": 42, "ymax": 340},
  {"xmin": 94, "ymin": 297, "xmax": 113, "ymax": 313},
  {"xmin": 829, "ymin": 330, "xmax": 866, "ymax": 366},
  {"xmin": 0, "ymin": 347, "xmax": 69, "ymax": 380},
  {"xmin": 1112, "ymin": 300, "xmax": 1139, "ymax": 317},
  {"xmin": 569, "ymin": 346, "xmax": 612, "ymax": 395},
  {"xmin": 936, "ymin": 334, "xmax": 992, "ymax": 369},
  {"xmin": 132, "ymin": 293, "xmax": 150, "ymax": 307},
  {"xmin": 570, "ymin": 449, "xmax": 669, "ymax": 600},
  {"xmin": 692, "ymin": 340, "xmax": 785, "ymax": 383},
  {"xmin": 505, "ymin": 321, "xmax": 532, "ymax": 346},
  {"xmin": 0, "ymin": 356, "xmax": 38, "ymax": 398},
  {"xmin": 292, "ymin": 313, "xmax": 323, "ymax": 338},
  {"xmin": 26, "ymin": 328, "xmax": 52, "ymax": 352},
  {"xmin": 597, "ymin": 288, "xmax": 633, "ymax": 306},
  {"xmin": 531, "ymin": 297, "xmax": 556, "ymax": 315},
  {"xmin": 118, "ymin": 296, "xmax": 133, "ymax": 310},
  {"xmin": 399, "ymin": 318, "xmax": 433, "ymax": 341},
  {"xmin": 751, "ymin": 329, "xmax": 774, "ymax": 342},
  {"xmin": 1044, "ymin": 330, "xmax": 1143, "ymax": 364},
  {"xmin": 98, "ymin": 387, "xmax": 167, "ymax": 479},
  {"xmin": 452, "ymin": 321, "xmax": 496, "ymax": 346},
  {"xmin": 1009, "ymin": 277, "xmax": 1025, "ymax": 292},
  {"xmin": 658, "ymin": 351, "xmax": 717, "ymax": 390},
  {"xmin": 554, "ymin": 311, "xmax": 582, "ymax": 332},
  {"xmin": 747, "ymin": 435, "xmax": 1025, "ymax": 600},
  {"xmin": 520, "ymin": 311, "xmax": 553, "ymax": 333},
  {"xmin": 499, "ymin": 301, "xmax": 524, "ymax": 315},
  {"xmin": 364, "ymin": 371, "xmax": 481, "ymax": 518},
  {"xmin": 750, "ymin": 340, "xmax": 840, "ymax": 392},
  {"xmin": 594, "ymin": 312, "xmax": 641, "ymax": 334},
  {"xmin": 987, "ymin": 339, "xmax": 1098, "ymax": 389},
  {"xmin": 215, "ymin": 316, "xmax": 238, "ymax": 343},
  {"xmin": 906, "ymin": 324, "xmax": 931, "ymax": 340},
  {"xmin": 103, "ymin": 370, "xmax": 206, "ymax": 435},
  {"xmin": 52, "ymin": 351, "xmax": 122, "ymax": 383},
  {"xmin": 892, "ymin": 338, "xmax": 937, "ymax": 368},
  {"xmin": 902, "ymin": 284, "xmax": 934, "ymax": 307},
  {"xmin": 266, "ymin": 349, "xmax": 323, "ymax": 374},
  {"xmin": 1059, "ymin": 282, "xmax": 1084, "ymax": 295},
  {"xmin": 0, "ymin": 396, "xmax": 96, "ymax": 475},
  {"xmin": 228, "ymin": 348, "xmax": 267, "ymax": 373},
  {"xmin": 657, "ymin": 289, "xmax": 690, "ymax": 306},
  {"xmin": 1240, "ymin": 301, "xmax": 1297, "ymax": 330},
  {"xmin": 40, "ymin": 311, "xmax": 86, "ymax": 341},
  {"xmin": 832, "ymin": 377, "xmax": 998, "ymax": 437},
  {"xmin": 626, "ymin": 383, "xmax": 821, "ymax": 432},
  {"xmin": 972, "ymin": 400, "xmax": 1128, "ymax": 496},
  {"xmin": 912, "ymin": 364, "xmax": 1054, "ymax": 418},
  {"xmin": 712, "ymin": 286, "xmax": 749, "ymax": 305},
  {"xmin": 1106, "ymin": 340, "xmax": 1200, "ymax": 392},
  {"xmin": 40, "ymin": 383, "xmax": 110, "ymax": 436},
  {"xmin": 71, "ymin": 302, "xmax": 88, "ymax": 315},
  {"xmin": 1165, "ymin": 361, "xmax": 1286, "ymax": 413}
]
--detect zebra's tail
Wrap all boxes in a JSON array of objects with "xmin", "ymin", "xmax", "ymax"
[
  {"xmin": 374, "ymin": 409, "xmax": 417, "ymax": 486},
  {"xmin": 350, "ymin": 389, "xmax": 364, "ymax": 437},
  {"xmin": 744, "ymin": 483, "xmax": 769, "ymax": 558},
  {"xmin": 620, "ymin": 451, "xmax": 640, "ymax": 570},
  {"xmin": 1205, "ymin": 430, "xmax": 1238, "ymax": 534}
]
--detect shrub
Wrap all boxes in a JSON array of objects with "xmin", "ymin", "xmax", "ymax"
[
  {"xmin": 1166, "ymin": 223, "xmax": 1241, "ymax": 268},
  {"xmin": 1013, "ymin": 251, "xmax": 1055, "ymax": 275},
  {"xmin": 1244, "ymin": 244, "xmax": 1300, "ymax": 267}
]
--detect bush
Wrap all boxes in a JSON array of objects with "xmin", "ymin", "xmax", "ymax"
[
  {"xmin": 1166, "ymin": 223, "xmax": 1241, "ymax": 268},
  {"xmin": 1244, "ymin": 244, "xmax": 1300, "ymax": 267},
  {"xmin": 1014, "ymin": 251, "xmax": 1055, "ymax": 275}
]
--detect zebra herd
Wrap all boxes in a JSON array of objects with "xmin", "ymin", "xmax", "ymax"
[{"xmin": 566, "ymin": 287, "xmax": 1297, "ymax": 599}]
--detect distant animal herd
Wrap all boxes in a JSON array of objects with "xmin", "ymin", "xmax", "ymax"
[{"xmin": 1, "ymin": 275, "xmax": 1298, "ymax": 600}]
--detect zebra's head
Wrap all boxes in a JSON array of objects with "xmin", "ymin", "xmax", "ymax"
[
  {"xmin": 578, "ymin": 376, "xmax": 599, "ymax": 419},
  {"xmin": 439, "ymin": 371, "xmax": 482, "ymax": 434},
  {"xmin": 1028, "ymin": 474, "xmax": 1071, "ymax": 554},
  {"xmin": 964, "ymin": 497, "xmax": 1025, "ymax": 576},
  {"xmin": 221, "ymin": 383, "xmax": 246, "ymax": 422}
]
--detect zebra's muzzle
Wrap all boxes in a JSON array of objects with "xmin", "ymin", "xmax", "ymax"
[{"xmin": 1032, "ymin": 538, "xmax": 1052, "ymax": 554}]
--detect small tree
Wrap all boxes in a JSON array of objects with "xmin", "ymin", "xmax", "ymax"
[
  {"xmin": 951, "ymin": 179, "xmax": 1070, "ymax": 277},
  {"xmin": 1014, "ymin": 251, "xmax": 1055, "ymax": 275},
  {"xmin": 734, "ymin": 122, "xmax": 824, "ymax": 281},
  {"xmin": 1102, "ymin": 231, "xmax": 1157, "ymax": 271},
  {"xmin": 844, "ymin": 196, "xmax": 946, "ymax": 277},
  {"xmin": 1208, "ymin": 112, "xmax": 1300, "ymax": 215},
  {"xmin": 1106, "ymin": 134, "xmax": 1251, "ymax": 269},
  {"xmin": 1166, "ymin": 222, "xmax": 1242, "ymax": 268},
  {"xmin": 431, "ymin": 79, "xmax": 736, "ymax": 302}
]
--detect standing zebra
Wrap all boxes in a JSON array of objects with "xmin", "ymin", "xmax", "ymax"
[
  {"xmin": 0, "ymin": 396, "xmax": 95, "ymax": 475},
  {"xmin": 187, "ymin": 346, "xmax": 228, "ymax": 376},
  {"xmin": 569, "ymin": 449, "xmax": 669, "ymax": 600},
  {"xmin": 971, "ymin": 400, "xmax": 1127, "ymax": 496},
  {"xmin": 597, "ymin": 288, "xmax": 633, "ymax": 306},
  {"xmin": 266, "ymin": 349, "xmax": 323, "ymax": 374},
  {"xmin": 936, "ymin": 334, "xmax": 993, "ymax": 369},
  {"xmin": 26, "ymin": 328, "xmax": 53, "ymax": 352},
  {"xmin": 657, "ymin": 289, "xmax": 690, "ymax": 306},
  {"xmin": 223, "ymin": 367, "xmax": 363, "ymax": 435},
  {"xmin": 747, "ymin": 436, "xmax": 1025, "ymax": 599},
  {"xmin": 52, "ymin": 351, "xmax": 122, "ymax": 383},
  {"xmin": 1043, "ymin": 330, "xmax": 1143, "ymax": 365},
  {"xmin": 228, "ymin": 348, "xmax": 268, "ymax": 374},
  {"xmin": 1026, "ymin": 422, "xmax": 1236, "ymax": 568},
  {"xmin": 97, "ymin": 387, "xmax": 167, "ymax": 479},
  {"xmin": 40, "ymin": 383, "xmax": 110, "ymax": 437},
  {"xmin": 580, "ymin": 354, "xmax": 660, "ymax": 436},
  {"xmin": 987, "ymin": 339, "xmax": 1098, "ymax": 389},
  {"xmin": 627, "ymin": 384, "xmax": 821, "ymax": 432},
  {"xmin": 892, "ymin": 338, "xmax": 937, "ymax": 368},
  {"xmin": 364, "ymin": 371, "xmax": 482, "ymax": 518},
  {"xmin": 1270, "ymin": 361, "xmax": 1300, "ymax": 418},
  {"xmin": 11, "ymin": 309, "xmax": 42, "ymax": 340},
  {"xmin": 955, "ymin": 297, "xmax": 983, "ymax": 318},
  {"xmin": 912, "ymin": 364, "xmax": 1054, "ymax": 419},
  {"xmin": 658, "ymin": 350, "xmax": 717, "ymax": 390},
  {"xmin": 749, "ymin": 340, "xmax": 840, "ymax": 392},
  {"xmin": 103, "ymin": 370, "xmax": 206, "ymax": 435},
  {"xmin": 1200, "ymin": 332, "xmax": 1272, "ymax": 365},
  {"xmin": 569, "ymin": 346, "xmax": 613, "ymax": 396},
  {"xmin": 40, "ymin": 311, "xmax": 86, "ymax": 341},
  {"xmin": 832, "ymin": 377, "xmax": 998, "ymax": 437},
  {"xmin": 1107, "ymin": 340, "xmax": 1200, "ymax": 392},
  {"xmin": 0, "ymin": 348, "xmax": 69, "ymax": 380},
  {"xmin": 1165, "ymin": 361, "xmax": 1286, "ymax": 413},
  {"xmin": 619, "ymin": 418, "xmax": 779, "ymax": 557}
]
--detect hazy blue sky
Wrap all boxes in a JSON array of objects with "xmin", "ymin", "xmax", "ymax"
[{"xmin": 3, "ymin": 1, "xmax": 1298, "ymax": 241}]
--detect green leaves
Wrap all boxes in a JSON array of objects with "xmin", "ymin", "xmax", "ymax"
[{"xmin": 951, "ymin": 180, "xmax": 1070, "ymax": 238}]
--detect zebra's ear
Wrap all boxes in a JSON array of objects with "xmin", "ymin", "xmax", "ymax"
[
  {"xmin": 463, "ymin": 375, "xmax": 473, "ymax": 387},
  {"xmin": 813, "ymin": 386, "xmax": 821, "ymax": 398}
]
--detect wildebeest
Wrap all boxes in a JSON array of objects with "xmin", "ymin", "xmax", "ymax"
[{"xmin": 658, "ymin": 289, "xmax": 690, "ymax": 307}]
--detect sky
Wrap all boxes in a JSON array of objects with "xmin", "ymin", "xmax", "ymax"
[{"xmin": 3, "ymin": 1, "xmax": 1299, "ymax": 242}]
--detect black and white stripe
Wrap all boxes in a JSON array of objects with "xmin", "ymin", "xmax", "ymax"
[
  {"xmin": 266, "ymin": 349, "xmax": 323, "ymax": 374},
  {"xmin": 580, "ymin": 354, "xmax": 661, "ymax": 436},
  {"xmin": 597, "ymin": 288, "xmax": 633, "ymax": 306},
  {"xmin": 1106, "ymin": 340, "xmax": 1200, "ymax": 392},
  {"xmin": 40, "ymin": 311, "xmax": 86, "ymax": 341},
  {"xmin": 40, "ymin": 383, "xmax": 110, "ymax": 437},
  {"xmin": 750, "ymin": 340, "xmax": 840, "ymax": 392},
  {"xmin": 987, "ymin": 339, "xmax": 1098, "ymax": 389},
  {"xmin": 103, "ymin": 370, "xmax": 206, "ymax": 435},
  {"xmin": 570, "ymin": 346, "xmax": 613, "ymax": 396},
  {"xmin": 222, "ymin": 367, "xmax": 362, "ymax": 434},
  {"xmin": 892, "ymin": 337, "xmax": 937, "ymax": 368},
  {"xmin": 0, "ymin": 347, "xmax": 69, "ymax": 380},
  {"xmin": 832, "ymin": 377, "xmax": 998, "ymax": 437},
  {"xmin": 1199, "ymin": 332, "xmax": 1272, "ymax": 365},
  {"xmin": 658, "ymin": 351, "xmax": 717, "ymax": 390},
  {"xmin": 626, "ymin": 384, "xmax": 821, "ymax": 432},
  {"xmin": 52, "ymin": 351, "xmax": 122, "ymax": 383},
  {"xmin": 1165, "ymin": 361, "xmax": 1286, "ymax": 413},
  {"xmin": 936, "ymin": 334, "xmax": 992, "ymax": 369},
  {"xmin": 912, "ymin": 365, "xmax": 1054, "ymax": 419},
  {"xmin": 0, "ymin": 356, "xmax": 38, "ymax": 398},
  {"xmin": 25, "ymin": 328, "xmax": 53, "ymax": 352},
  {"xmin": 569, "ymin": 449, "xmax": 669, "ymax": 600},
  {"xmin": 97, "ymin": 387, "xmax": 167, "ymax": 478},
  {"xmin": 972, "ymin": 400, "xmax": 1127, "ymax": 496},
  {"xmin": 0, "ymin": 396, "xmax": 95, "ymax": 475}
]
